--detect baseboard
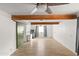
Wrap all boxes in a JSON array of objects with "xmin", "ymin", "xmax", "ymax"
[
  {"xmin": 10, "ymin": 49, "xmax": 17, "ymax": 56},
  {"xmin": 53, "ymin": 38, "xmax": 77, "ymax": 56}
]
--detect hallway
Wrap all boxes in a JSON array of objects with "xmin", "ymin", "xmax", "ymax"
[
  {"xmin": 12, "ymin": 38, "xmax": 76, "ymax": 56},
  {"xmin": 0, "ymin": 3, "xmax": 79, "ymax": 56}
]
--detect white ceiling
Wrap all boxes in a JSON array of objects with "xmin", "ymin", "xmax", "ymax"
[{"xmin": 0, "ymin": 3, "xmax": 79, "ymax": 15}]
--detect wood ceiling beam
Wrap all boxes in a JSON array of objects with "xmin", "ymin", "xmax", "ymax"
[
  {"xmin": 12, "ymin": 14, "xmax": 77, "ymax": 20},
  {"xmin": 31, "ymin": 22, "xmax": 59, "ymax": 25}
]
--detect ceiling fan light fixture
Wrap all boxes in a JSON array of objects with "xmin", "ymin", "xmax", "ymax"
[
  {"xmin": 37, "ymin": 3, "xmax": 47, "ymax": 11},
  {"xmin": 45, "ymin": 7, "xmax": 52, "ymax": 14}
]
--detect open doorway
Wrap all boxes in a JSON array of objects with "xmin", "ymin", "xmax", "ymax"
[
  {"xmin": 38, "ymin": 25, "xmax": 44, "ymax": 37},
  {"xmin": 30, "ymin": 25, "xmax": 47, "ymax": 38}
]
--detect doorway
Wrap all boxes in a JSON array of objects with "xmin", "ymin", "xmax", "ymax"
[
  {"xmin": 16, "ymin": 22, "xmax": 26, "ymax": 48},
  {"xmin": 30, "ymin": 25, "xmax": 47, "ymax": 38},
  {"xmin": 38, "ymin": 25, "xmax": 44, "ymax": 37}
]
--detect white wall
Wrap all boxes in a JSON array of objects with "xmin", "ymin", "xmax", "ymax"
[
  {"xmin": 26, "ymin": 22, "xmax": 31, "ymax": 35},
  {"xmin": 0, "ymin": 10, "xmax": 16, "ymax": 56},
  {"xmin": 53, "ymin": 19, "xmax": 77, "ymax": 53},
  {"xmin": 47, "ymin": 25, "xmax": 53, "ymax": 38}
]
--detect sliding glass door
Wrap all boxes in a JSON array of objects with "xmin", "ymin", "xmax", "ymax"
[
  {"xmin": 76, "ymin": 18, "xmax": 79, "ymax": 55},
  {"xmin": 16, "ymin": 22, "xmax": 25, "ymax": 48}
]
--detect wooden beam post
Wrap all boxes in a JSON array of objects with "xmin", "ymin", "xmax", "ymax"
[{"xmin": 12, "ymin": 14, "xmax": 77, "ymax": 21}]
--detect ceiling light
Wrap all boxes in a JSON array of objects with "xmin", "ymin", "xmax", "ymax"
[
  {"xmin": 46, "ymin": 7, "xmax": 52, "ymax": 14},
  {"xmin": 31, "ymin": 3, "xmax": 52, "ymax": 14},
  {"xmin": 45, "ymin": 4, "xmax": 52, "ymax": 14}
]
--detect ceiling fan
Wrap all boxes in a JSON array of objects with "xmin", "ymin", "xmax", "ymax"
[{"xmin": 31, "ymin": 3, "xmax": 69, "ymax": 14}]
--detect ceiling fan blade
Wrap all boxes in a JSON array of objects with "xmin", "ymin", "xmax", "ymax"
[
  {"xmin": 47, "ymin": 3, "xmax": 69, "ymax": 6},
  {"xmin": 31, "ymin": 7, "xmax": 38, "ymax": 14}
]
